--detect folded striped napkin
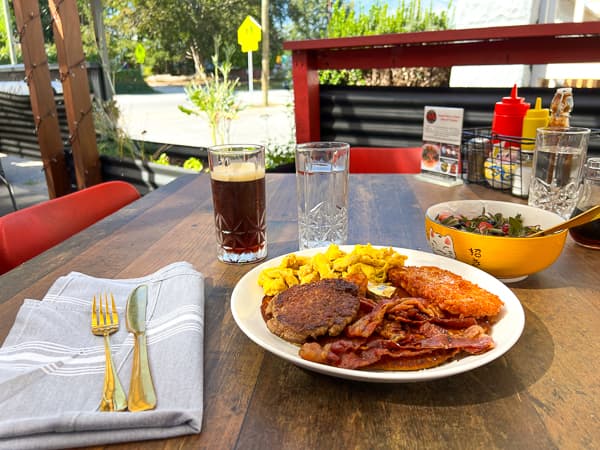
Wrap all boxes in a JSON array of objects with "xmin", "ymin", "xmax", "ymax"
[{"xmin": 0, "ymin": 262, "xmax": 204, "ymax": 449}]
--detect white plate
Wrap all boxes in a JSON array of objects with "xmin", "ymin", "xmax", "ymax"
[{"xmin": 230, "ymin": 246, "xmax": 525, "ymax": 383}]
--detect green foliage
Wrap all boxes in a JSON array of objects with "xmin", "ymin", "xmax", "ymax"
[
  {"xmin": 0, "ymin": 3, "xmax": 9, "ymax": 64},
  {"xmin": 320, "ymin": 67, "xmax": 367, "ymax": 87},
  {"xmin": 321, "ymin": 0, "xmax": 453, "ymax": 85},
  {"xmin": 183, "ymin": 157, "xmax": 204, "ymax": 171},
  {"xmin": 328, "ymin": 0, "xmax": 452, "ymax": 37},
  {"xmin": 114, "ymin": 68, "xmax": 154, "ymax": 94},
  {"xmin": 153, "ymin": 153, "xmax": 170, "ymax": 165},
  {"xmin": 104, "ymin": 0, "xmax": 260, "ymax": 74},
  {"xmin": 76, "ymin": 1, "xmax": 101, "ymax": 63},
  {"xmin": 264, "ymin": 101, "xmax": 297, "ymax": 170},
  {"xmin": 265, "ymin": 142, "xmax": 295, "ymax": 169},
  {"xmin": 98, "ymin": 0, "xmax": 330, "ymax": 77},
  {"xmin": 93, "ymin": 98, "xmax": 142, "ymax": 159},
  {"xmin": 275, "ymin": 0, "xmax": 331, "ymax": 41},
  {"xmin": 179, "ymin": 37, "xmax": 243, "ymax": 145}
]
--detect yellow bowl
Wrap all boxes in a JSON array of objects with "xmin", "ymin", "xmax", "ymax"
[{"xmin": 424, "ymin": 200, "xmax": 567, "ymax": 282}]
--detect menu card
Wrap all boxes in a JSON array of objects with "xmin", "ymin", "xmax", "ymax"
[{"xmin": 418, "ymin": 106, "xmax": 464, "ymax": 186}]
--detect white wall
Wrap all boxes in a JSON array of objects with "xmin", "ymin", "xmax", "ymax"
[{"xmin": 448, "ymin": 0, "xmax": 600, "ymax": 87}]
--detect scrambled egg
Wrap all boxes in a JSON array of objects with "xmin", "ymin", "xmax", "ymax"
[{"xmin": 258, "ymin": 244, "xmax": 408, "ymax": 296}]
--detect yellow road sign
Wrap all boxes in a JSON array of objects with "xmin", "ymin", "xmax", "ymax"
[
  {"xmin": 237, "ymin": 16, "xmax": 261, "ymax": 53},
  {"xmin": 135, "ymin": 43, "xmax": 146, "ymax": 64}
]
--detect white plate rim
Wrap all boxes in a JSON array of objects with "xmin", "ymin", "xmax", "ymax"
[{"xmin": 230, "ymin": 245, "xmax": 525, "ymax": 383}]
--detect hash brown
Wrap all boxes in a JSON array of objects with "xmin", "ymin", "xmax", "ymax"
[{"xmin": 388, "ymin": 266, "xmax": 504, "ymax": 318}]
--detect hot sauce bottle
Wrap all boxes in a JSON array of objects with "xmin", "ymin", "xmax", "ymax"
[{"xmin": 491, "ymin": 84, "xmax": 530, "ymax": 138}]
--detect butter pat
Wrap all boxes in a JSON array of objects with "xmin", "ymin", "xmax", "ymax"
[{"xmin": 367, "ymin": 282, "xmax": 396, "ymax": 298}]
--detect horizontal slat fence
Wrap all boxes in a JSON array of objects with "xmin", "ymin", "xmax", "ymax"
[
  {"xmin": 0, "ymin": 91, "xmax": 70, "ymax": 157},
  {"xmin": 320, "ymin": 86, "xmax": 600, "ymax": 155}
]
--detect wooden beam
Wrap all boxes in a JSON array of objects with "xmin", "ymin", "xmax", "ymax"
[
  {"xmin": 49, "ymin": 0, "xmax": 102, "ymax": 189},
  {"xmin": 314, "ymin": 36, "xmax": 600, "ymax": 70},
  {"xmin": 283, "ymin": 22, "xmax": 600, "ymax": 51},
  {"xmin": 283, "ymin": 22, "xmax": 600, "ymax": 145},
  {"xmin": 12, "ymin": 0, "xmax": 71, "ymax": 198},
  {"xmin": 290, "ymin": 50, "xmax": 320, "ymax": 143}
]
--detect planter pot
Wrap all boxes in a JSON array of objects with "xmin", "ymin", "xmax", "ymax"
[
  {"xmin": 266, "ymin": 162, "xmax": 295, "ymax": 173},
  {"xmin": 133, "ymin": 140, "xmax": 209, "ymax": 167},
  {"xmin": 100, "ymin": 154, "xmax": 202, "ymax": 195}
]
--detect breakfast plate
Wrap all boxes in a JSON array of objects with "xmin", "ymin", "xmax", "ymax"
[{"xmin": 230, "ymin": 245, "xmax": 525, "ymax": 383}]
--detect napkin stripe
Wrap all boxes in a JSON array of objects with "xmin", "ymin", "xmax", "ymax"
[
  {"xmin": 42, "ymin": 294, "xmax": 92, "ymax": 308},
  {"xmin": 0, "ymin": 308, "xmax": 203, "ymax": 377},
  {"xmin": 0, "ymin": 340, "xmax": 93, "ymax": 354},
  {"xmin": 0, "ymin": 343, "xmax": 124, "ymax": 360}
]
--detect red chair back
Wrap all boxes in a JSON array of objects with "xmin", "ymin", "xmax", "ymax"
[
  {"xmin": 0, "ymin": 181, "xmax": 140, "ymax": 274},
  {"xmin": 349, "ymin": 147, "xmax": 422, "ymax": 174}
]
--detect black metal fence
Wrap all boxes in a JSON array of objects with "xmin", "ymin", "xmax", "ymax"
[{"xmin": 319, "ymin": 85, "xmax": 600, "ymax": 157}]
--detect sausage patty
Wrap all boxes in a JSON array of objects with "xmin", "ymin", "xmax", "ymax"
[{"xmin": 266, "ymin": 278, "xmax": 360, "ymax": 344}]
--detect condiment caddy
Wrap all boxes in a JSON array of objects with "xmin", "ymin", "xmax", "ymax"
[{"xmin": 463, "ymin": 85, "xmax": 598, "ymax": 200}]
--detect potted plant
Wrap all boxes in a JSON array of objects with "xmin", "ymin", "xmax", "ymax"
[
  {"xmin": 178, "ymin": 37, "xmax": 242, "ymax": 146},
  {"xmin": 93, "ymin": 98, "xmax": 206, "ymax": 194}
]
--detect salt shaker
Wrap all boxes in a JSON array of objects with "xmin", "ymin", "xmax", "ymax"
[
  {"xmin": 512, "ymin": 150, "xmax": 533, "ymax": 197},
  {"xmin": 569, "ymin": 157, "xmax": 600, "ymax": 249}
]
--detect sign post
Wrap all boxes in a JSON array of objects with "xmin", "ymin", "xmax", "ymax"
[{"xmin": 237, "ymin": 16, "xmax": 262, "ymax": 93}]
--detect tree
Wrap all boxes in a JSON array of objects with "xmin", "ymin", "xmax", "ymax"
[
  {"xmin": 98, "ymin": 0, "xmax": 334, "ymax": 76},
  {"xmin": 0, "ymin": 0, "xmax": 17, "ymax": 64},
  {"xmin": 103, "ymin": 0, "xmax": 262, "ymax": 74},
  {"xmin": 274, "ymin": 0, "xmax": 332, "ymax": 41}
]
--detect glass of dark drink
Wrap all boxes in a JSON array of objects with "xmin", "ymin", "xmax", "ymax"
[
  {"xmin": 208, "ymin": 144, "xmax": 267, "ymax": 263},
  {"xmin": 569, "ymin": 157, "xmax": 600, "ymax": 250}
]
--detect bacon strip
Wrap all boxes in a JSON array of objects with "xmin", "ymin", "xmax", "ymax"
[
  {"xmin": 267, "ymin": 269, "xmax": 502, "ymax": 371},
  {"xmin": 299, "ymin": 298, "xmax": 495, "ymax": 370},
  {"xmin": 346, "ymin": 298, "xmax": 405, "ymax": 338}
]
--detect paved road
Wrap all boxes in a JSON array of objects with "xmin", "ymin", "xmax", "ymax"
[
  {"xmin": 116, "ymin": 88, "xmax": 295, "ymax": 148},
  {"xmin": 0, "ymin": 88, "xmax": 296, "ymax": 216}
]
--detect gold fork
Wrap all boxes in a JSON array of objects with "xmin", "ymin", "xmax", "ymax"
[{"xmin": 91, "ymin": 293, "xmax": 128, "ymax": 412}]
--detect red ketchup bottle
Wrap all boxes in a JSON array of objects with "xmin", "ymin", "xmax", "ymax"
[{"xmin": 491, "ymin": 84, "xmax": 530, "ymax": 139}]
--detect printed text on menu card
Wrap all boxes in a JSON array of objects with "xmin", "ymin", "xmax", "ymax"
[{"xmin": 421, "ymin": 106, "xmax": 464, "ymax": 182}]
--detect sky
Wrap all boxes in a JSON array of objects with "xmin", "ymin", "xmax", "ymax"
[
  {"xmin": 355, "ymin": 0, "xmax": 600, "ymax": 15},
  {"xmin": 354, "ymin": 0, "xmax": 454, "ymax": 14}
]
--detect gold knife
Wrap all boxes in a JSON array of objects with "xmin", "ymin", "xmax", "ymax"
[{"xmin": 126, "ymin": 284, "xmax": 157, "ymax": 411}]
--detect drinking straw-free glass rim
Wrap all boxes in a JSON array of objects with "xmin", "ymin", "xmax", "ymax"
[
  {"xmin": 536, "ymin": 126, "xmax": 591, "ymax": 135},
  {"xmin": 208, "ymin": 144, "xmax": 265, "ymax": 156}
]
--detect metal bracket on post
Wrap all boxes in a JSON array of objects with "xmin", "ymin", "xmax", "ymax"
[{"xmin": 12, "ymin": 0, "xmax": 72, "ymax": 198}]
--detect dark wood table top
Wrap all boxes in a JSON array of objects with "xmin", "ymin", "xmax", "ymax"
[{"xmin": 1, "ymin": 173, "xmax": 598, "ymax": 449}]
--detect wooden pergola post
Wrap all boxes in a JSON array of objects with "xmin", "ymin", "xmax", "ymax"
[
  {"xmin": 49, "ymin": 0, "xmax": 102, "ymax": 189},
  {"xmin": 12, "ymin": 0, "xmax": 71, "ymax": 198}
]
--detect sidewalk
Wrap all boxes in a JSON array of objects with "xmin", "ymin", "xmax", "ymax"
[
  {"xmin": 0, "ymin": 153, "xmax": 48, "ymax": 216},
  {"xmin": 0, "ymin": 88, "xmax": 296, "ymax": 216},
  {"xmin": 116, "ymin": 88, "xmax": 295, "ymax": 148}
]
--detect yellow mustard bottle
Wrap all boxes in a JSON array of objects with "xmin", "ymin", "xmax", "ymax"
[{"xmin": 521, "ymin": 97, "xmax": 549, "ymax": 150}]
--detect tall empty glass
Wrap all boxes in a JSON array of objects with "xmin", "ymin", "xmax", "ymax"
[
  {"xmin": 528, "ymin": 127, "xmax": 590, "ymax": 218},
  {"xmin": 208, "ymin": 144, "xmax": 267, "ymax": 263},
  {"xmin": 296, "ymin": 142, "xmax": 350, "ymax": 250}
]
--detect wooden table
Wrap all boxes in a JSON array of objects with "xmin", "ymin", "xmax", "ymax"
[{"xmin": 1, "ymin": 173, "xmax": 599, "ymax": 449}]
